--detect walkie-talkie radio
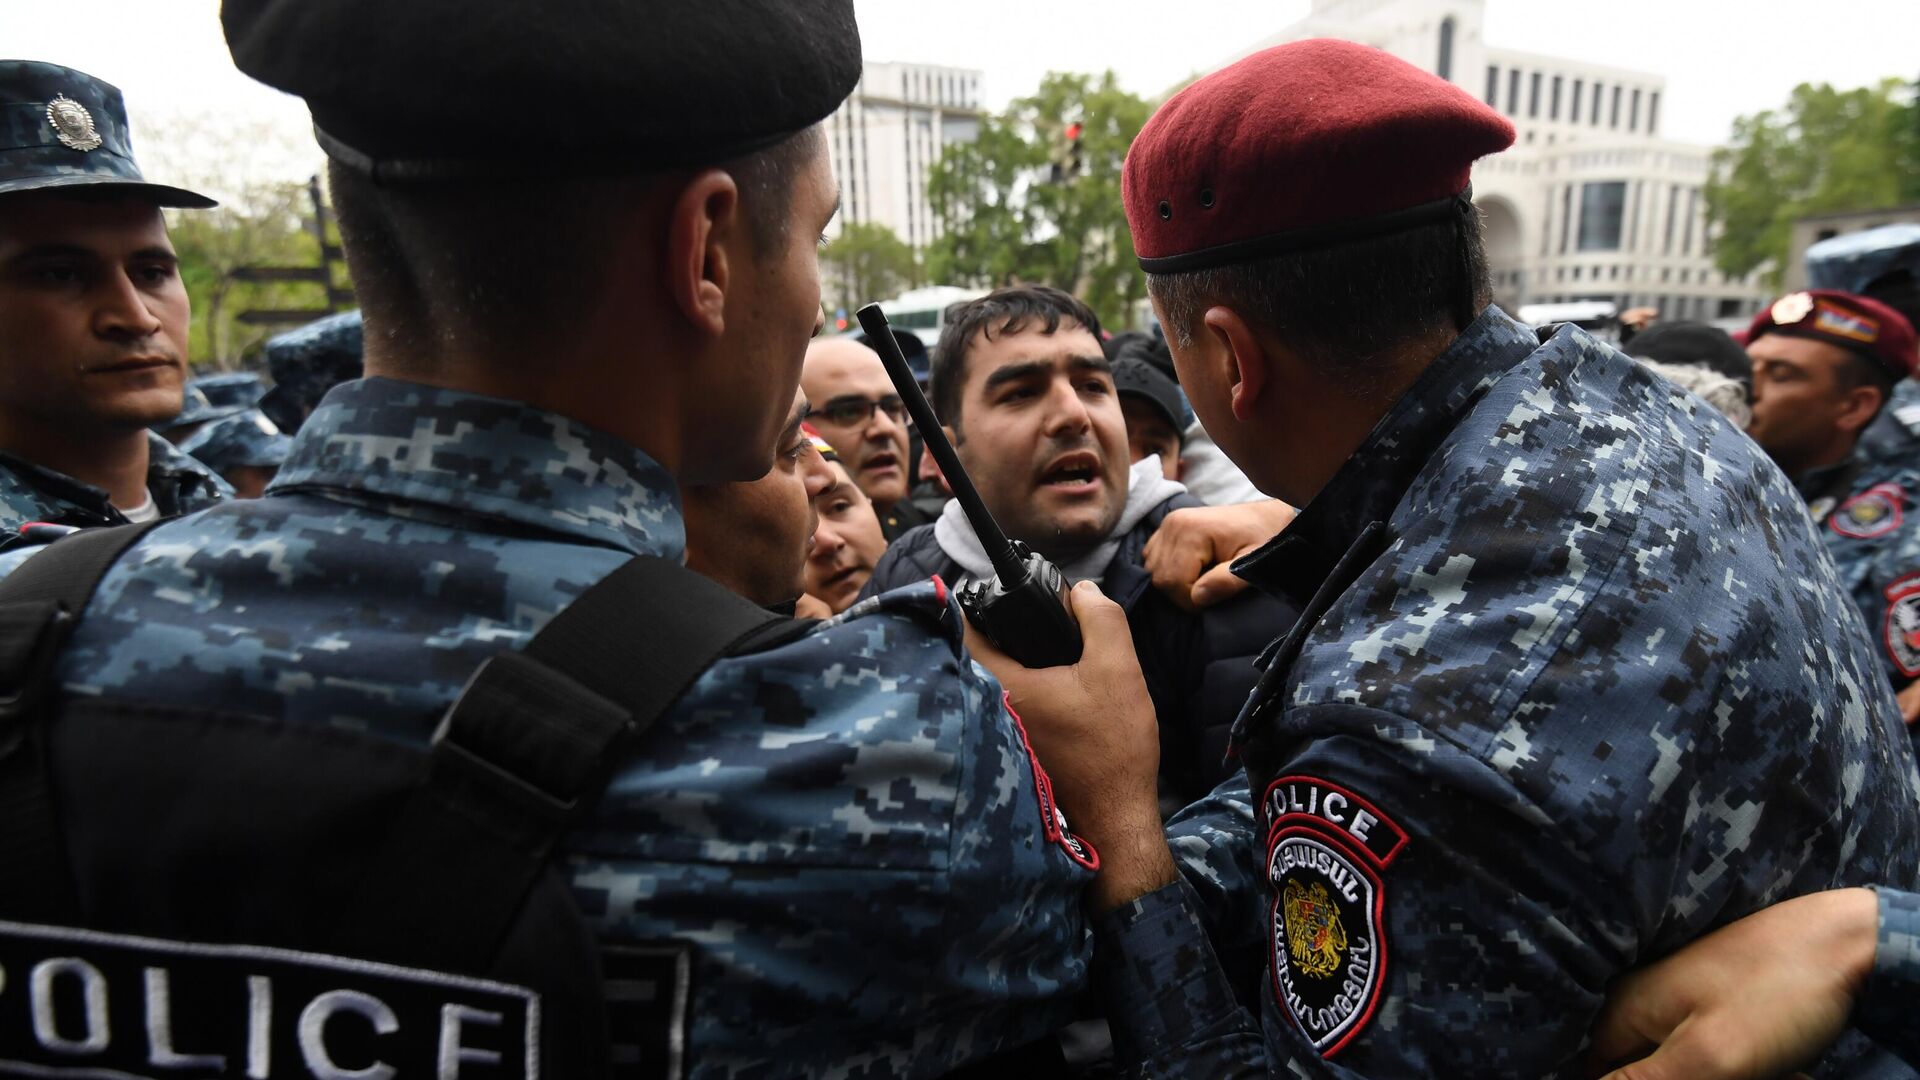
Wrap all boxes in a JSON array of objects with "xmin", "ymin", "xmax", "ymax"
[{"xmin": 855, "ymin": 304, "xmax": 1083, "ymax": 668}]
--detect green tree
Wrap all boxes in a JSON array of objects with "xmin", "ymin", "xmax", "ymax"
[
  {"xmin": 822, "ymin": 221, "xmax": 919, "ymax": 317},
  {"xmin": 926, "ymin": 71, "xmax": 1154, "ymax": 329},
  {"xmin": 137, "ymin": 113, "xmax": 329, "ymax": 369},
  {"xmin": 1706, "ymin": 78, "xmax": 1920, "ymax": 286}
]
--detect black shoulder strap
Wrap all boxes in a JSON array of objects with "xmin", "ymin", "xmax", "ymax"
[
  {"xmin": 334, "ymin": 554, "xmax": 807, "ymax": 969},
  {"xmin": 0, "ymin": 522, "xmax": 164, "ymax": 920}
]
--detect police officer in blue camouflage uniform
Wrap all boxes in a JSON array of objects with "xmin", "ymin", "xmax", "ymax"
[
  {"xmin": 1074, "ymin": 38, "xmax": 1920, "ymax": 1075},
  {"xmin": 1812, "ymin": 225, "xmax": 1920, "ymax": 464},
  {"xmin": 256, "ymin": 308, "xmax": 362, "ymax": 435},
  {"xmin": 1744, "ymin": 290, "xmax": 1920, "ymax": 733},
  {"xmin": 0, "ymin": 1, "xmax": 1261, "ymax": 1075},
  {"xmin": 0, "ymin": 61, "xmax": 227, "ymax": 542},
  {"xmin": 154, "ymin": 373, "xmax": 260, "ymax": 443},
  {"xmin": 176, "ymin": 406, "xmax": 291, "ymax": 498}
]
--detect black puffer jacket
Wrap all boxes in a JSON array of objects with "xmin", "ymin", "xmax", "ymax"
[{"xmin": 859, "ymin": 493, "xmax": 1300, "ymax": 810}]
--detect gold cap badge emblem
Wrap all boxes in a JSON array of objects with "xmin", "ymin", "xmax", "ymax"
[
  {"xmin": 47, "ymin": 95, "xmax": 102, "ymax": 152},
  {"xmin": 1771, "ymin": 292, "xmax": 1815, "ymax": 326}
]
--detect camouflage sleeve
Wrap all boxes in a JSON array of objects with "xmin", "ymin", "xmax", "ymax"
[
  {"xmin": 1249, "ymin": 719, "xmax": 1630, "ymax": 1077},
  {"xmin": 1092, "ymin": 880, "xmax": 1272, "ymax": 1077},
  {"xmin": 1859, "ymin": 886, "xmax": 1920, "ymax": 1066},
  {"xmin": 1165, "ymin": 772, "xmax": 1272, "ymax": 1007},
  {"xmin": 574, "ymin": 582, "xmax": 1105, "ymax": 1072}
]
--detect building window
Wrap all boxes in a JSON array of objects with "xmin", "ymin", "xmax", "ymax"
[
  {"xmin": 1438, "ymin": 17, "xmax": 1455, "ymax": 81},
  {"xmin": 1626, "ymin": 181, "xmax": 1643, "ymax": 252},
  {"xmin": 1571, "ymin": 79, "xmax": 1584, "ymax": 122},
  {"xmin": 1610, "ymin": 85, "xmax": 1622, "ymax": 129},
  {"xmin": 1508, "ymin": 69, "xmax": 1521, "ymax": 116},
  {"xmin": 1551, "ymin": 75, "xmax": 1563, "ymax": 120},
  {"xmin": 1663, "ymin": 184, "xmax": 1680, "ymax": 254},
  {"xmin": 1486, "ymin": 65, "xmax": 1500, "ymax": 105},
  {"xmin": 1648, "ymin": 91, "xmax": 1660, "ymax": 134},
  {"xmin": 1578, "ymin": 181, "xmax": 1628, "ymax": 251},
  {"xmin": 1559, "ymin": 184, "xmax": 1575, "ymax": 254},
  {"xmin": 1683, "ymin": 187, "xmax": 1699, "ymax": 255},
  {"xmin": 1630, "ymin": 88, "xmax": 1642, "ymax": 132},
  {"xmin": 1591, "ymin": 82, "xmax": 1604, "ymax": 125}
]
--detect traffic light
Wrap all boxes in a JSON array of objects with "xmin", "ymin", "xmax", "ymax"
[{"xmin": 1050, "ymin": 120, "xmax": 1086, "ymax": 183}]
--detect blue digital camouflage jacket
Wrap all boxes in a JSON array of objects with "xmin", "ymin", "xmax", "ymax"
[
  {"xmin": 1166, "ymin": 307, "xmax": 1920, "ymax": 1078},
  {"xmin": 0, "ymin": 431, "xmax": 228, "ymax": 544},
  {"xmin": 1799, "ymin": 443, "xmax": 1920, "ymax": 725},
  {"xmin": 0, "ymin": 377, "xmax": 1257, "ymax": 1077}
]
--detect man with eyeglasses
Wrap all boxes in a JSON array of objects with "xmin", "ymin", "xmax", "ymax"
[{"xmin": 802, "ymin": 335, "xmax": 932, "ymax": 541}]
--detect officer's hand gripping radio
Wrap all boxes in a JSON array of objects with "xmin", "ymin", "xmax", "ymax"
[{"xmin": 854, "ymin": 304, "xmax": 1083, "ymax": 668}]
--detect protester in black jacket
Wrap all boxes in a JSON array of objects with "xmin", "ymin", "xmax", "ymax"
[{"xmin": 859, "ymin": 285, "xmax": 1299, "ymax": 808}]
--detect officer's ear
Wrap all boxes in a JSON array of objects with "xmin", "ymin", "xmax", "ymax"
[
  {"xmin": 665, "ymin": 170, "xmax": 741, "ymax": 337},
  {"xmin": 1836, "ymin": 382, "xmax": 1888, "ymax": 437},
  {"xmin": 1201, "ymin": 306, "xmax": 1270, "ymax": 423}
]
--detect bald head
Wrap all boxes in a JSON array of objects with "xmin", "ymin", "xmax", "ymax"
[{"xmin": 802, "ymin": 336, "xmax": 912, "ymax": 509}]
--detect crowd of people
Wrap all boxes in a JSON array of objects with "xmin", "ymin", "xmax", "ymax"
[{"xmin": 0, "ymin": 4, "xmax": 1917, "ymax": 1078}]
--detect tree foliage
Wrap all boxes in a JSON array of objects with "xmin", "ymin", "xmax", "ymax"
[
  {"xmin": 927, "ymin": 72, "xmax": 1153, "ymax": 330},
  {"xmin": 138, "ymin": 113, "xmax": 330, "ymax": 370},
  {"xmin": 1706, "ymin": 78, "xmax": 1920, "ymax": 285},
  {"xmin": 822, "ymin": 221, "xmax": 919, "ymax": 317}
]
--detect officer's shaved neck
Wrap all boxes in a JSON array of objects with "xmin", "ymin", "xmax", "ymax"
[{"xmin": 1203, "ymin": 303, "xmax": 1451, "ymax": 505}]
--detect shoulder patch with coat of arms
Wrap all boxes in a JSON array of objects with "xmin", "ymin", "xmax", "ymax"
[
  {"xmin": 1830, "ymin": 483, "xmax": 1905, "ymax": 540},
  {"xmin": 1261, "ymin": 775, "xmax": 1408, "ymax": 1058},
  {"xmin": 1884, "ymin": 574, "xmax": 1920, "ymax": 678}
]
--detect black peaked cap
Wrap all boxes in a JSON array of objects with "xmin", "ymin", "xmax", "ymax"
[{"xmin": 223, "ymin": 0, "xmax": 862, "ymax": 182}]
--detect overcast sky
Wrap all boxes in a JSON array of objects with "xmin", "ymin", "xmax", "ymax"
[{"xmin": 5, "ymin": 0, "xmax": 1914, "ymax": 190}]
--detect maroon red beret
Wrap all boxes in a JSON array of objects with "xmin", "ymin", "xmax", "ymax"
[
  {"xmin": 1747, "ymin": 289, "xmax": 1919, "ymax": 380},
  {"xmin": 1124, "ymin": 39, "xmax": 1515, "ymax": 273}
]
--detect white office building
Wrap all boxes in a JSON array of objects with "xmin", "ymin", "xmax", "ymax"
[
  {"xmin": 1241, "ymin": 0, "xmax": 1770, "ymax": 323},
  {"xmin": 825, "ymin": 61, "xmax": 985, "ymax": 250}
]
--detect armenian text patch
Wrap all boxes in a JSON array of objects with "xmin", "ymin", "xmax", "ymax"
[{"xmin": 1262, "ymin": 776, "xmax": 1405, "ymax": 1058}]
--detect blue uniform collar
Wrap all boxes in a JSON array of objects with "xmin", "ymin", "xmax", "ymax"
[
  {"xmin": 1792, "ymin": 451, "xmax": 1866, "ymax": 506},
  {"xmin": 0, "ymin": 430, "xmax": 228, "ymax": 525},
  {"xmin": 1235, "ymin": 305, "xmax": 1542, "ymax": 604},
  {"xmin": 269, "ymin": 376, "xmax": 684, "ymax": 559}
]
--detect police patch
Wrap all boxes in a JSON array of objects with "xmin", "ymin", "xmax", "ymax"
[
  {"xmin": 1261, "ymin": 776, "xmax": 1404, "ymax": 1058},
  {"xmin": 1884, "ymin": 574, "xmax": 1920, "ymax": 677},
  {"xmin": 1268, "ymin": 831, "xmax": 1383, "ymax": 1057},
  {"xmin": 1831, "ymin": 484, "xmax": 1904, "ymax": 540}
]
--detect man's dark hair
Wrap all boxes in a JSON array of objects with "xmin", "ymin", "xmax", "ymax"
[
  {"xmin": 1835, "ymin": 350, "xmax": 1899, "ymax": 419},
  {"xmin": 1147, "ymin": 217, "xmax": 1490, "ymax": 397},
  {"xmin": 329, "ymin": 126, "xmax": 824, "ymax": 365},
  {"xmin": 930, "ymin": 284, "xmax": 1104, "ymax": 428}
]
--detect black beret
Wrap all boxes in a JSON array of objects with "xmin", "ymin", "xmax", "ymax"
[{"xmin": 222, "ymin": 0, "xmax": 862, "ymax": 182}]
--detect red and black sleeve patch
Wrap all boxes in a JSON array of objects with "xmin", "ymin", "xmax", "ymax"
[
  {"xmin": 1002, "ymin": 693, "xmax": 1100, "ymax": 871},
  {"xmin": 1261, "ymin": 775, "xmax": 1406, "ymax": 1059},
  {"xmin": 1884, "ymin": 574, "xmax": 1920, "ymax": 678},
  {"xmin": 1831, "ymin": 484, "xmax": 1905, "ymax": 540}
]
